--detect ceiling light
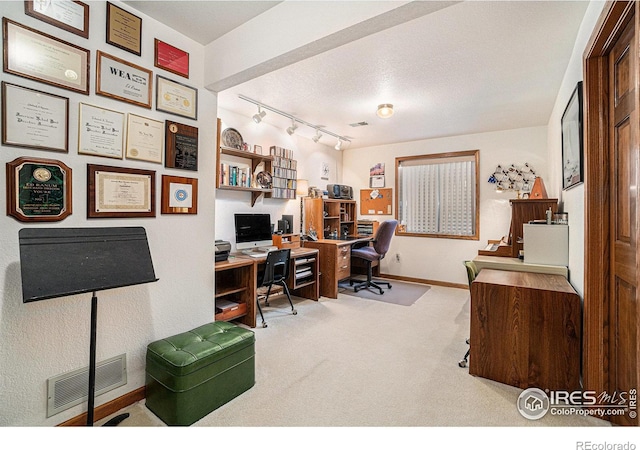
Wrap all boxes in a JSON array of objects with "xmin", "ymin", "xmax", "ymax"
[
  {"xmin": 377, "ymin": 103, "xmax": 394, "ymax": 119},
  {"xmin": 335, "ymin": 139, "xmax": 342, "ymax": 151},
  {"xmin": 286, "ymin": 119, "xmax": 298, "ymax": 135},
  {"xmin": 312, "ymin": 129, "xmax": 322, "ymax": 143},
  {"xmin": 252, "ymin": 106, "xmax": 266, "ymax": 123}
]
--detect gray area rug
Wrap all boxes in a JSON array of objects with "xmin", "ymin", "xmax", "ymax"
[{"xmin": 338, "ymin": 278, "xmax": 430, "ymax": 306}]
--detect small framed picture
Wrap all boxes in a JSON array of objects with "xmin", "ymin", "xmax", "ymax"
[
  {"xmin": 370, "ymin": 175, "xmax": 385, "ymax": 188},
  {"xmin": 254, "ymin": 145, "xmax": 262, "ymax": 155},
  {"xmin": 87, "ymin": 164, "xmax": 155, "ymax": 218},
  {"xmin": 126, "ymin": 114, "xmax": 163, "ymax": 163},
  {"xmin": 24, "ymin": 0, "xmax": 90, "ymax": 39},
  {"xmin": 96, "ymin": 51, "xmax": 152, "ymax": 109},
  {"xmin": 156, "ymin": 75, "xmax": 197, "ymax": 120},
  {"xmin": 106, "ymin": 1, "xmax": 141, "ymax": 56},
  {"xmin": 161, "ymin": 175, "xmax": 197, "ymax": 214},
  {"xmin": 78, "ymin": 103, "xmax": 124, "ymax": 159},
  {"xmin": 154, "ymin": 38, "xmax": 189, "ymax": 78}
]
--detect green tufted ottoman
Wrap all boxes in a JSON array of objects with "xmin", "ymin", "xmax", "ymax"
[{"xmin": 145, "ymin": 322, "xmax": 255, "ymax": 426}]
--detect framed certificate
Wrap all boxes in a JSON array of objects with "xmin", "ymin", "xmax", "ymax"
[
  {"xmin": 78, "ymin": 103, "xmax": 124, "ymax": 159},
  {"xmin": 165, "ymin": 120, "xmax": 198, "ymax": 171},
  {"xmin": 6, "ymin": 156, "xmax": 72, "ymax": 222},
  {"xmin": 154, "ymin": 39, "xmax": 189, "ymax": 78},
  {"xmin": 156, "ymin": 75, "xmax": 197, "ymax": 120},
  {"xmin": 87, "ymin": 164, "xmax": 155, "ymax": 218},
  {"xmin": 106, "ymin": 1, "xmax": 141, "ymax": 56},
  {"xmin": 2, "ymin": 82, "xmax": 69, "ymax": 153},
  {"xmin": 126, "ymin": 114, "xmax": 163, "ymax": 163},
  {"xmin": 161, "ymin": 175, "xmax": 197, "ymax": 214},
  {"xmin": 3, "ymin": 18, "xmax": 90, "ymax": 94},
  {"xmin": 96, "ymin": 51, "xmax": 152, "ymax": 108},
  {"xmin": 24, "ymin": 0, "xmax": 90, "ymax": 39}
]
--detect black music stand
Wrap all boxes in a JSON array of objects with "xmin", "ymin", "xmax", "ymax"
[{"xmin": 18, "ymin": 227, "xmax": 158, "ymax": 426}]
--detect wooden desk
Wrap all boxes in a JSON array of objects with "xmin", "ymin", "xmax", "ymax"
[
  {"xmin": 469, "ymin": 269, "xmax": 581, "ymax": 392},
  {"xmin": 215, "ymin": 248, "xmax": 320, "ymax": 328},
  {"xmin": 472, "ymin": 255, "xmax": 568, "ymax": 278},
  {"xmin": 302, "ymin": 237, "xmax": 371, "ymax": 299}
]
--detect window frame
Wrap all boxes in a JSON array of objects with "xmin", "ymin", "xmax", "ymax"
[{"xmin": 395, "ymin": 149, "xmax": 480, "ymax": 240}]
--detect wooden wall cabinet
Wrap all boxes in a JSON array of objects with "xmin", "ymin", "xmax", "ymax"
[{"xmin": 304, "ymin": 198, "xmax": 356, "ymax": 238}]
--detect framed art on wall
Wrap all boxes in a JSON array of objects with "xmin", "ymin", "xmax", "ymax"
[
  {"xmin": 154, "ymin": 39, "xmax": 189, "ymax": 78},
  {"xmin": 561, "ymin": 81, "xmax": 584, "ymax": 190},
  {"xmin": 2, "ymin": 82, "xmax": 69, "ymax": 153},
  {"xmin": 96, "ymin": 51, "xmax": 152, "ymax": 108},
  {"xmin": 106, "ymin": 1, "xmax": 141, "ymax": 56},
  {"xmin": 165, "ymin": 120, "xmax": 198, "ymax": 171},
  {"xmin": 78, "ymin": 103, "xmax": 124, "ymax": 159},
  {"xmin": 3, "ymin": 18, "xmax": 90, "ymax": 94},
  {"xmin": 161, "ymin": 175, "xmax": 197, "ymax": 214},
  {"xmin": 87, "ymin": 164, "xmax": 155, "ymax": 218},
  {"xmin": 156, "ymin": 75, "xmax": 197, "ymax": 120},
  {"xmin": 24, "ymin": 0, "xmax": 90, "ymax": 38},
  {"xmin": 126, "ymin": 114, "xmax": 163, "ymax": 163}
]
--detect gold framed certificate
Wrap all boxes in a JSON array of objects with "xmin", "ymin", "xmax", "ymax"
[
  {"xmin": 87, "ymin": 164, "xmax": 155, "ymax": 218},
  {"xmin": 106, "ymin": 1, "xmax": 141, "ymax": 56},
  {"xmin": 156, "ymin": 75, "xmax": 197, "ymax": 120},
  {"xmin": 78, "ymin": 103, "xmax": 124, "ymax": 159},
  {"xmin": 126, "ymin": 114, "xmax": 163, "ymax": 163},
  {"xmin": 3, "ymin": 18, "xmax": 90, "ymax": 94}
]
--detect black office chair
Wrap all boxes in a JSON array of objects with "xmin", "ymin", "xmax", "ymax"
[
  {"xmin": 349, "ymin": 219, "xmax": 398, "ymax": 295},
  {"xmin": 256, "ymin": 249, "xmax": 297, "ymax": 328},
  {"xmin": 459, "ymin": 260, "xmax": 478, "ymax": 368}
]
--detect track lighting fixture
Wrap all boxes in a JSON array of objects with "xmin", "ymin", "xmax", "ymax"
[
  {"xmin": 377, "ymin": 103, "xmax": 394, "ymax": 119},
  {"xmin": 252, "ymin": 106, "xmax": 266, "ymax": 123},
  {"xmin": 286, "ymin": 119, "xmax": 298, "ymax": 135},
  {"xmin": 238, "ymin": 94, "xmax": 351, "ymax": 147}
]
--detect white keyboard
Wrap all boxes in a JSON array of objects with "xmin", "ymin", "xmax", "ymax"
[{"xmin": 248, "ymin": 252, "xmax": 267, "ymax": 258}]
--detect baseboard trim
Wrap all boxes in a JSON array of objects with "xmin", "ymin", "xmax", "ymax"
[
  {"xmin": 57, "ymin": 386, "xmax": 145, "ymax": 426},
  {"xmin": 379, "ymin": 273, "xmax": 468, "ymax": 290}
]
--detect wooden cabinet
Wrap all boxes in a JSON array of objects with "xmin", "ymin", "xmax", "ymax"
[
  {"xmin": 304, "ymin": 198, "xmax": 357, "ymax": 238},
  {"xmin": 215, "ymin": 118, "xmax": 273, "ymax": 206},
  {"xmin": 272, "ymin": 233, "xmax": 300, "ymax": 249},
  {"xmin": 214, "ymin": 258, "xmax": 256, "ymax": 327},
  {"xmin": 289, "ymin": 250, "xmax": 319, "ymax": 300},
  {"xmin": 469, "ymin": 269, "xmax": 581, "ymax": 392}
]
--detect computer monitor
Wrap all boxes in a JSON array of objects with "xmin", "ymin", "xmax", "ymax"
[{"xmin": 234, "ymin": 213, "xmax": 273, "ymax": 251}]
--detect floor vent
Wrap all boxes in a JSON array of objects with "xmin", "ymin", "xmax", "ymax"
[{"xmin": 47, "ymin": 354, "xmax": 127, "ymax": 417}]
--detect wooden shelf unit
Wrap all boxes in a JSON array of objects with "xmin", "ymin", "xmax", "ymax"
[
  {"xmin": 214, "ymin": 257, "xmax": 256, "ymax": 327},
  {"xmin": 304, "ymin": 198, "xmax": 357, "ymax": 238}
]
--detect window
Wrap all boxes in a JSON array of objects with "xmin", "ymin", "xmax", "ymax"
[{"xmin": 396, "ymin": 150, "xmax": 479, "ymax": 240}]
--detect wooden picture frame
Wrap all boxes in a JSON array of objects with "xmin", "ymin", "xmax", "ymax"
[
  {"xmin": 161, "ymin": 175, "xmax": 197, "ymax": 214},
  {"xmin": 156, "ymin": 75, "xmax": 197, "ymax": 120},
  {"xmin": 24, "ymin": 0, "xmax": 90, "ymax": 38},
  {"xmin": 106, "ymin": 1, "xmax": 141, "ymax": 56},
  {"xmin": 3, "ymin": 18, "xmax": 90, "ymax": 94},
  {"xmin": 87, "ymin": 164, "xmax": 155, "ymax": 218},
  {"xmin": 165, "ymin": 120, "xmax": 198, "ymax": 171},
  {"xmin": 254, "ymin": 145, "xmax": 262, "ymax": 155},
  {"xmin": 6, "ymin": 156, "xmax": 72, "ymax": 222},
  {"xmin": 78, "ymin": 103, "xmax": 124, "ymax": 159},
  {"xmin": 96, "ymin": 50, "xmax": 152, "ymax": 109},
  {"xmin": 2, "ymin": 82, "xmax": 69, "ymax": 153},
  {"xmin": 154, "ymin": 39, "xmax": 189, "ymax": 78},
  {"xmin": 126, "ymin": 113, "xmax": 164, "ymax": 163},
  {"xmin": 561, "ymin": 81, "xmax": 584, "ymax": 190}
]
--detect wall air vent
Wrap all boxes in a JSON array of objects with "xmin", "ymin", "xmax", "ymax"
[
  {"xmin": 47, "ymin": 354, "xmax": 127, "ymax": 417},
  {"xmin": 349, "ymin": 122, "xmax": 369, "ymax": 127}
]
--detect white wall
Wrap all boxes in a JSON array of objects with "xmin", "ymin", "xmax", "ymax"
[
  {"xmin": 343, "ymin": 126, "xmax": 549, "ymax": 286},
  {"xmin": 0, "ymin": 1, "xmax": 216, "ymax": 425},
  {"xmin": 546, "ymin": 1, "xmax": 606, "ymax": 297},
  {"xmin": 216, "ymin": 108, "xmax": 342, "ymax": 249}
]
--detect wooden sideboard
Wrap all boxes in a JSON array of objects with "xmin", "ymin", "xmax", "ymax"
[{"xmin": 469, "ymin": 269, "xmax": 581, "ymax": 392}]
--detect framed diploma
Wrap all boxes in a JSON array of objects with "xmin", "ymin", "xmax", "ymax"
[
  {"xmin": 96, "ymin": 51, "xmax": 152, "ymax": 108},
  {"xmin": 6, "ymin": 156, "xmax": 72, "ymax": 222},
  {"xmin": 154, "ymin": 39, "xmax": 189, "ymax": 78},
  {"xmin": 24, "ymin": 0, "xmax": 90, "ymax": 39},
  {"xmin": 165, "ymin": 120, "xmax": 198, "ymax": 171},
  {"xmin": 106, "ymin": 1, "xmax": 141, "ymax": 56},
  {"xmin": 156, "ymin": 75, "xmax": 197, "ymax": 120},
  {"xmin": 87, "ymin": 164, "xmax": 155, "ymax": 218},
  {"xmin": 2, "ymin": 82, "xmax": 69, "ymax": 153},
  {"xmin": 78, "ymin": 103, "xmax": 124, "ymax": 159},
  {"xmin": 161, "ymin": 175, "xmax": 197, "ymax": 214},
  {"xmin": 3, "ymin": 18, "xmax": 90, "ymax": 94},
  {"xmin": 126, "ymin": 114, "xmax": 163, "ymax": 163}
]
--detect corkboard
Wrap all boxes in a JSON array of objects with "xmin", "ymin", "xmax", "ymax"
[{"xmin": 360, "ymin": 188, "xmax": 393, "ymax": 215}]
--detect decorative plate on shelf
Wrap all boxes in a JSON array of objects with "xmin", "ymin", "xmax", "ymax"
[
  {"xmin": 256, "ymin": 171, "xmax": 272, "ymax": 189},
  {"xmin": 221, "ymin": 128, "xmax": 243, "ymax": 149}
]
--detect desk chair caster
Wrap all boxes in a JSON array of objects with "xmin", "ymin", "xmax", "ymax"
[{"xmin": 458, "ymin": 338, "xmax": 470, "ymax": 368}]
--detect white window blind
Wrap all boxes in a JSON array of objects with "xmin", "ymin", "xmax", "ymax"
[{"xmin": 397, "ymin": 151, "xmax": 478, "ymax": 239}]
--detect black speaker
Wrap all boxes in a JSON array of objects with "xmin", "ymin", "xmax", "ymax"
[
  {"xmin": 282, "ymin": 215, "xmax": 293, "ymax": 234},
  {"xmin": 277, "ymin": 220, "xmax": 288, "ymax": 233}
]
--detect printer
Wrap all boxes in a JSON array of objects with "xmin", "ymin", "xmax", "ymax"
[{"xmin": 215, "ymin": 240, "xmax": 231, "ymax": 262}]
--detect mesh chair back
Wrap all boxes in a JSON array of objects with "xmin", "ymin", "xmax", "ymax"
[
  {"xmin": 372, "ymin": 220, "xmax": 398, "ymax": 257},
  {"xmin": 261, "ymin": 249, "xmax": 291, "ymax": 286}
]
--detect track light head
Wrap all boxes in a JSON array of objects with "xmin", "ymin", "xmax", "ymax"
[
  {"xmin": 335, "ymin": 139, "xmax": 342, "ymax": 151},
  {"xmin": 286, "ymin": 119, "xmax": 298, "ymax": 135},
  {"xmin": 312, "ymin": 129, "xmax": 322, "ymax": 143},
  {"xmin": 253, "ymin": 107, "xmax": 266, "ymax": 123}
]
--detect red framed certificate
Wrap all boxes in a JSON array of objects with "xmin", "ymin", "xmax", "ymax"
[{"xmin": 154, "ymin": 39, "xmax": 189, "ymax": 78}]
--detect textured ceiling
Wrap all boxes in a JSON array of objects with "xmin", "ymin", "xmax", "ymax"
[{"xmin": 128, "ymin": 1, "xmax": 590, "ymax": 149}]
